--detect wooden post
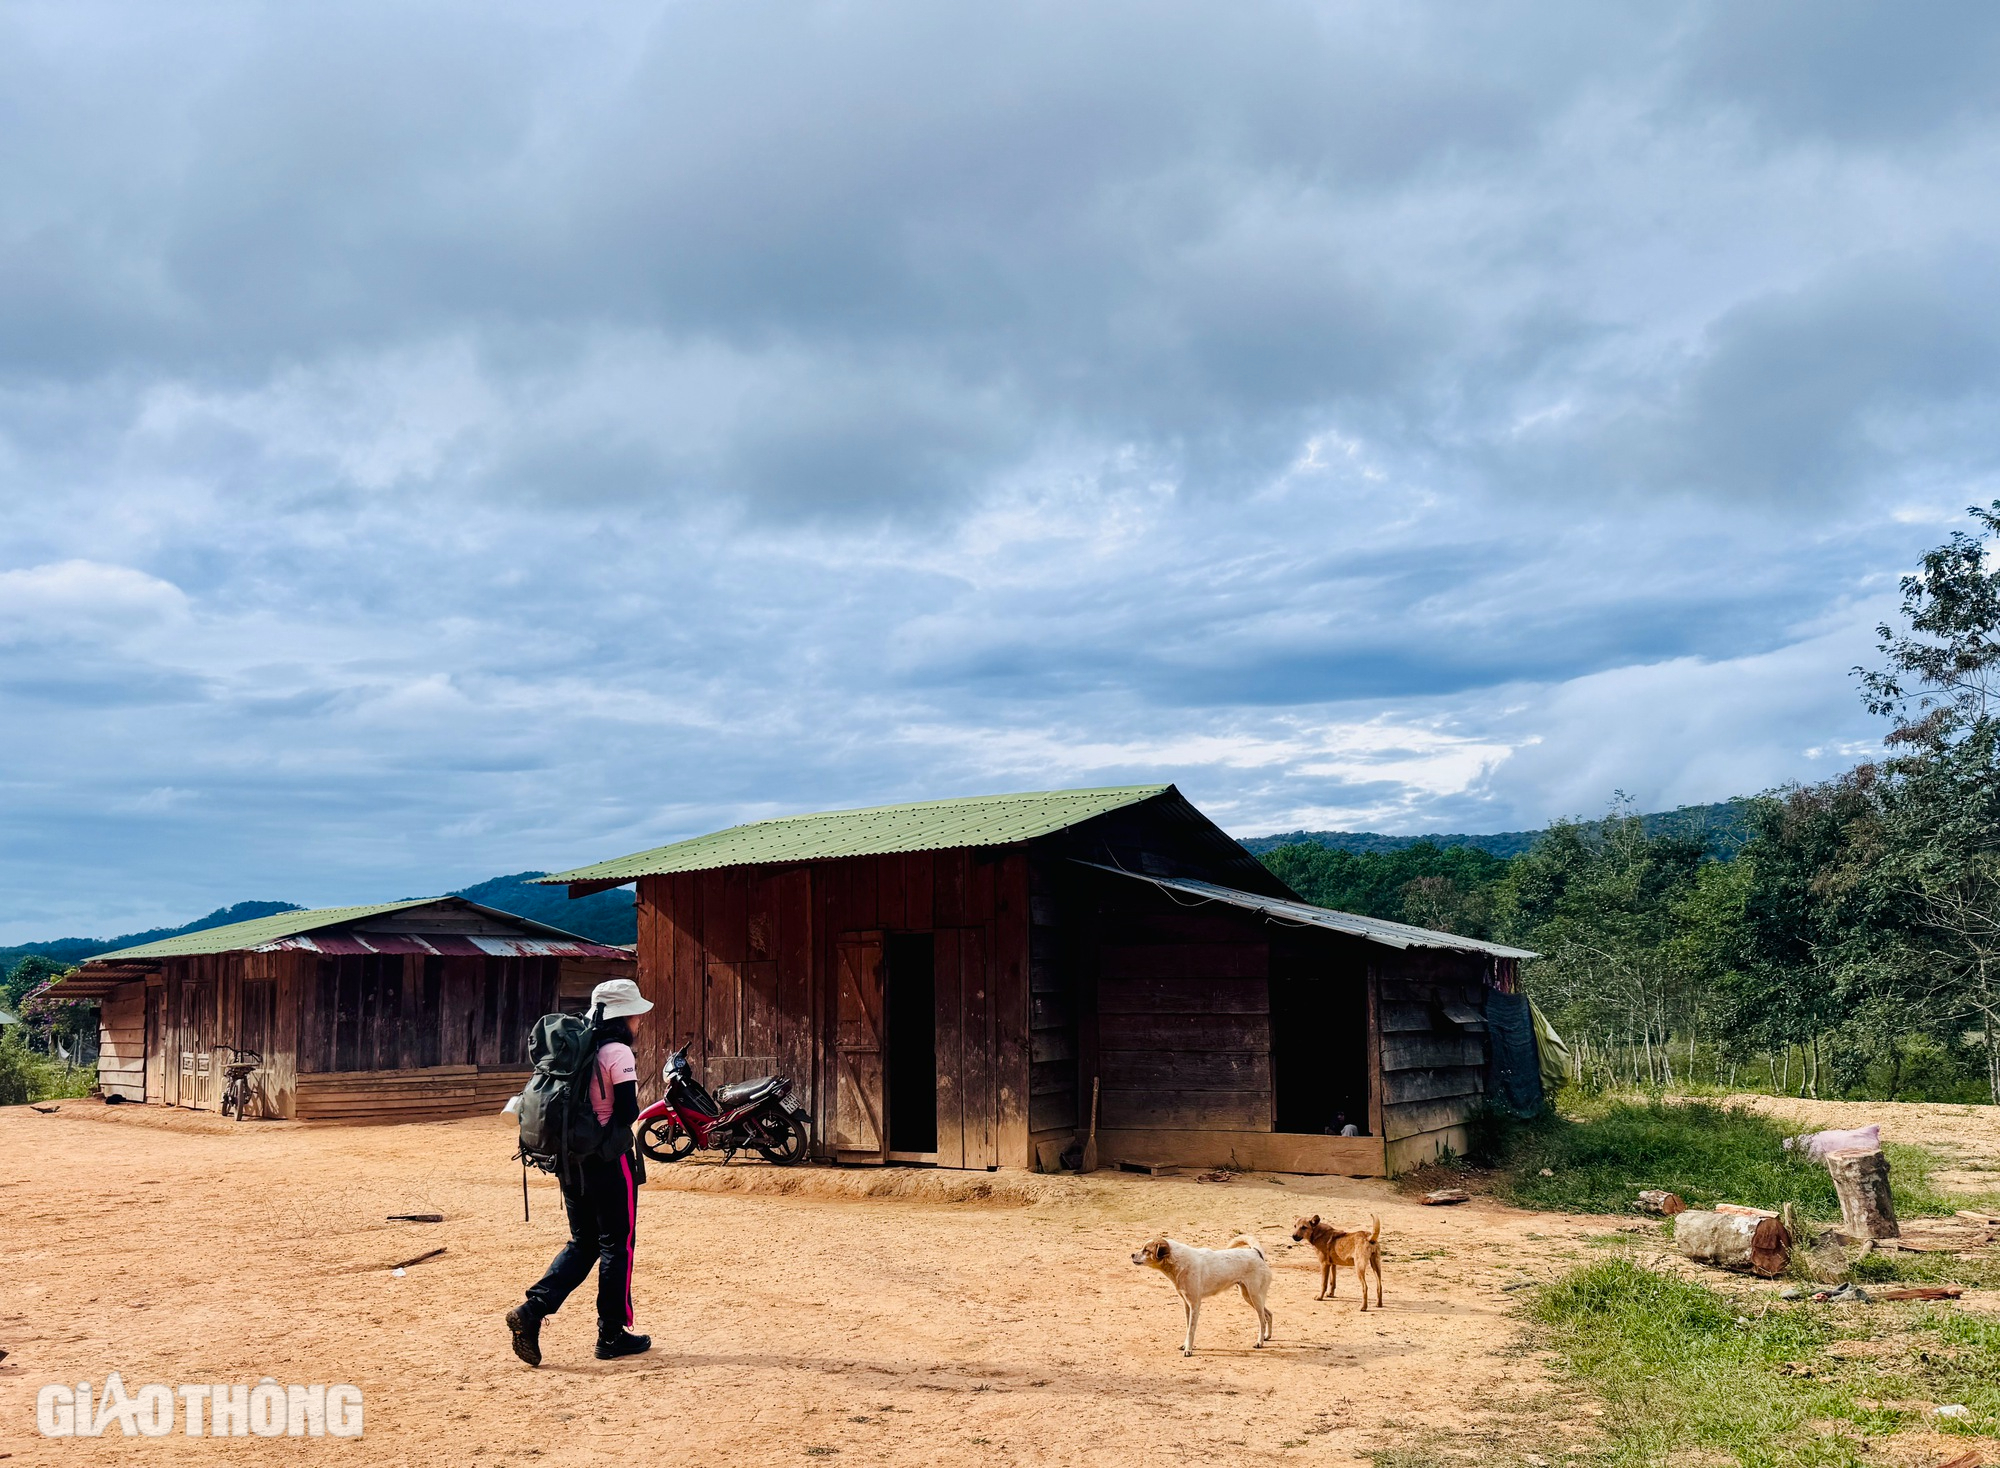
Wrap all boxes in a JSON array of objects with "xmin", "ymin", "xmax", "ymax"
[{"xmin": 1824, "ymin": 1148, "xmax": 1899, "ymax": 1240}]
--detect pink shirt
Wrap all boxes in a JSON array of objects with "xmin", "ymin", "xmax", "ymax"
[{"xmin": 590, "ymin": 1041, "xmax": 638, "ymax": 1125}]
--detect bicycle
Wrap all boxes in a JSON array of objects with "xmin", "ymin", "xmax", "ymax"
[{"xmin": 217, "ymin": 1044, "xmax": 262, "ymax": 1121}]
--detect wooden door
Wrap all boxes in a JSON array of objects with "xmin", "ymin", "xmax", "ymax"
[
  {"xmin": 834, "ymin": 931, "xmax": 887, "ymax": 1163},
  {"xmin": 144, "ymin": 986, "xmax": 164, "ymax": 1103},
  {"xmin": 182, "ymin": 980, "xmax": 215, "ymax": 1109},
  {"xmin": 933, "ymin": 929, "xmax": 994, "ymax": 1170}
]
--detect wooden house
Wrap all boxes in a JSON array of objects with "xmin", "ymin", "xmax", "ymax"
[
  {"xmin": 55, "ymin": 898, "xmax": 633, "ymax": 1121},
  {"xmin": 545, "ymin": 785, "xmax": 1533, "ymax": 1175}
]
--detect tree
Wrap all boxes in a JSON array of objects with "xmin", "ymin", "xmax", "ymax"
[
  {"xmin": 1849, "ymin": 503, "xmax": 2000, "ymax": 1102},
  {"xmin": 1498, "ymin": 802, "xmax": 1711, "ymax": 1088}
]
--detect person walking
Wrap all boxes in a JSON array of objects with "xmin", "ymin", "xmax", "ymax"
[{"xmin": 506, "ymin": 978, "xmax": 653, "ymax": 1365}]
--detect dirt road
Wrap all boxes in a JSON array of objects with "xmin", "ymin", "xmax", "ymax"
[{"xmin": 0, "ymin": 1102, "xmax": 1599, "ymax": 1467}]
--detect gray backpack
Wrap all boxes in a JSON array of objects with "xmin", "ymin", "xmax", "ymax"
[{"xmin": 516, "ymin": 1008, "xmax": 615, "ymax": 1179}]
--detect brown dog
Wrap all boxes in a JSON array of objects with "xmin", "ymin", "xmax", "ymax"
[{"xmin": 1290, "ymin": 1214, "xmax": 1383, "ymax": 1309}]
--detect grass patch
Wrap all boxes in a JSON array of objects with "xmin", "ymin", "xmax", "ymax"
[
  {"xmin": 1531, "ymin": 1258, "xmax": 1884, "ymax": 1466},
  {"xmin": 1468, "ymin": 1097, "xmax": 1998, "ymax": 1220},
  {"xmin": 1528, "ymin": 1256, "xmax": 2000, "ymax": 1464}
]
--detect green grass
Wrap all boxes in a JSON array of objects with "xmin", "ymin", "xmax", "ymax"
[
  {"xmin": 1524, "ymin": 1255, "xmax": 2000, "ymax": 1466},
  {"xmin": 1531, "ymin": 1258, "xmax": 1882, "ymax": 1466},
  {"xmin": 1479, "ymin": 1098, "xmax": 1998, "ymax": 1220}
]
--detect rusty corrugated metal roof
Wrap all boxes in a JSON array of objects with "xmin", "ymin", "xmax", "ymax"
[
  {"xmin": 540, "ymin": 785, "xmax": 1173, "ymax": 885},
  {"xmin": 259, "ymin": 932, "xmax": 628, "ymax": 959},
  {"xmin": 71, "ymin": 897, "xmax": 630, "ymax": 964},
  {"xmin": 1080, "ymin": 863, "xmax": 1540, "ymax": 960}
]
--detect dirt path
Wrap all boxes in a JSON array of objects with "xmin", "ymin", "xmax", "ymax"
[{"xmin": 0, "ymin": 1102, "xmax": 1605, "ymax": 1467}]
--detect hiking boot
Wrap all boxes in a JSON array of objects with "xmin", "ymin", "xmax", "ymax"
[
  {"xmin": 506, "ymin": 1305, "xmax": 544, "ymax": 1367},
  {"xmin": 595, "ymin": 1330, "xmax": 651, "ymax": 1360}
]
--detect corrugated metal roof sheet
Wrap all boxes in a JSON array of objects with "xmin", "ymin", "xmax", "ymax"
[
  {"xmin": 78, "ymin": 897, "xmax": 632, "ymax": 963},
  {"xmin": 540, "ymin": 785, "xmax": 1174, "ymax": 885},
  {"xmin": 258, "ymin": 932, "xmax": 629, "ymax": 960},
  {"xmin": 1080, "ymin": 863, "xmax": 1539, "ymax": 960},
  {"xmin": 88, "ymin": 900, "xmax": 442, "ymax": 961}
]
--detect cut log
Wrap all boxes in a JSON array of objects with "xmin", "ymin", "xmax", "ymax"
[
  {"xmin": 1871, "ymin": 1286, "xmax": 1962, "ymax": 1301},
  {"xmin": 1635, "ymin": 1190, "xmax": 1686, "ymax": 1216},
  {"xmin": 1955, "ymin": 1209, "xmax": 2000, "ymax": 1226},
  {"xmin": 1674, "ymin": 1209, "xmax": 1793, "ymax": 1277},
  {"xmin": 1423, "ymin": 1188, "xmax": 1469, "ymax": 1206},
  {"xmin": 1716, "ymin": 1203, "xmax": 1778, "ymax": 1219},
  {"xmin": 1824, "ymin": 1148, "xmax": 1899, "ymax": 1241}
]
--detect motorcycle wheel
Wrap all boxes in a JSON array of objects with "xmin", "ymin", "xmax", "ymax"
[
  {"xmin": 754, "ymin": 1110, "xmax": 809, "ymax": 1166},
  {"xmin": 639, "ymin": 1116, "xmax": 697, "ymax": 1163}
]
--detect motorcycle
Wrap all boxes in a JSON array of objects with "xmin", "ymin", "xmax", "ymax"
[{"xmin": 636, "ymin": 1042, "xmax": 813, "ymax": 1166}]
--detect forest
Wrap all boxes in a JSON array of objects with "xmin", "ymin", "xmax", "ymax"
[{"xmin": 1262, "ymin": 504, "xmax": 2000, "ymax": 1106}]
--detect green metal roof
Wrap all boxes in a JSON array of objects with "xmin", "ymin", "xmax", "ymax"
[
  {"xmin": 541, "ymin": 785, "xmax": 1174, "ymax": 885},
  {"xmin": 88, "ymin": 899, "xmax": 440, "ymax": 961}
]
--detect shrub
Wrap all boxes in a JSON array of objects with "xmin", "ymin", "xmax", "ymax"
[{"xmin": 0, "ymin": 1028, "xmax": 96, "ymax": 1107}]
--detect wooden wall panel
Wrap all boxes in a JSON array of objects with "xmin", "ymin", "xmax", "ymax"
[
  {"xmin": 1099, "ymin": 977, "xmax": 1267, "ymax": 1013},
  {"xmin": 775, "ymin": 866, "xmax": 814, "ymax": 1099},
  {"xmin": 98, "ymin": 984, "xmax": 147, "ymax": 1101},
  {"xmin": 992, "ymin": 852, "xmax": 1030, "ymax": 1168},
  {"xmin": 673, "ymin": 874, "xmax": 704, "ymax": 1062},
  {"xmin": 960, "ymin": 930, "xmax": 994, "ymax": 1169},
  {"xmin": 904, "ymin": 850, "xmax": 934, "ymax": 929},
  {"xmin": 933, "ymin": 928, "xmax": 965, "ymax": 1167},
  {"xmin": 1374, "ymin": 963, "xmax": 1488, "ymax": 1162}
]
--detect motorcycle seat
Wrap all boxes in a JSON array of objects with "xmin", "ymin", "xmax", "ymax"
[{"xmin": 713, "ymin": 1077, "xmax": 780, "ymax": 1107}]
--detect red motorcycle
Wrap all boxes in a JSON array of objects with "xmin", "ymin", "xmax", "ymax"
[{"xmin": 636, "ymin": 1042, "xmax": 812, "ymax": 1166}]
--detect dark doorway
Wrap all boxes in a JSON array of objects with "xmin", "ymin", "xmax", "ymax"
[
  {"xmin": 1271, "ymin": 946, "xmax": 1370, "ymax": 1135},
  {"xmin": 884, "ymin": 932, "xmax": 938, "ymax": 1154}
]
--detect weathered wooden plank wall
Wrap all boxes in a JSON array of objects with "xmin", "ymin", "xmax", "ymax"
[
  {"xmin": 98, "ymin": 983, "xmax": 147, "ymax": 1101},
  {"xmin": 1026, "ymin": 859, "xmax": 1077, "ymax": 1146},
  {"xmin": 297, "ymin": 954, "xmax": 554, "ymax": 1076},
  {"xmin": 634, "ymin": 848, "xmax": 1034, "ymax": 1167},
  {"xmin": 1376, "ymin": 949, "xmax": 1490, "ymax": 1172},
  {"xmin": 1092, "ymin": 899, "xmax": 1274, "ymax": 1135}
]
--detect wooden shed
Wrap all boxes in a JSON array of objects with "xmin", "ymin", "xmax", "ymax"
[
  {"xmin": 54, "ymin": 898, "xmax": 633, "ymax": 1121},
  {"xmin": 546, "ymin": 785, "xmax": 1533, "ymax": 1175}
]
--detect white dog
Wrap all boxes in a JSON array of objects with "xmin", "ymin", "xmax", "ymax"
[{"xmin": 1131, "ymin": 1234, "xmax": 1273, "ymax": 1356}]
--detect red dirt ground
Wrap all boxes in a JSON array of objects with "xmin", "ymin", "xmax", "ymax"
[{"xmin": 1, "ymin": 1101, "xmax": 1591, "ymax": 1466}]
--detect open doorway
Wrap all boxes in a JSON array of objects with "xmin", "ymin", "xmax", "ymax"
[
  {"xmin": 884, "ymin": 933, "xmax": 938, "ymax": 1155},
  {"xmin": 1271, "ymin": 959, "xmax": 1370, "ymax": 1136}
]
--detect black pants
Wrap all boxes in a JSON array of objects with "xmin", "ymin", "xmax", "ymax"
[{"xmin": 524, "ymin": 1153, "xmax": 638, "ymax": 1336}]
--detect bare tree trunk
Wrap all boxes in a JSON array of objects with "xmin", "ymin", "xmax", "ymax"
[
  {"xmin": 1825, "ymin": 1149, "xmax": 1900, "ymax": 1240},
  {"xmin": 1675, "ymin": 1210, "xmax": 1793, "ymax": 1276}
]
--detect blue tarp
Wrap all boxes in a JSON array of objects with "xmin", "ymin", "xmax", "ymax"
[{"xmin": 1484, "ymin": 990, "xmax": 1545, "ymax": 1118}]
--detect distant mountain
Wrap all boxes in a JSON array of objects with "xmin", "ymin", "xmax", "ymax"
[
  {"xmin": 1242, "ymin": 800, "xmax": 1753, "ymax": 860},
  {"xmin": 445, "ymin": 872, "xmax": 636, "ymax": 945},
  {"xmin": 0, "ymin": 900, "xmax": 305, "ymax": 975},
  {"xmin": 2, "ymin": 873, "xmax": 635, "ymax": 978}
]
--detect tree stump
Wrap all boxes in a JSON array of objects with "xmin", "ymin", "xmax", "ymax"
[
  {"xmin": 1824, "ymin": 1148, "xmax": 1899, "ymax": 1241},
  {"xmin": 1674, "ymin": 1209, "xmax": 1793, "ymax": 1276}
]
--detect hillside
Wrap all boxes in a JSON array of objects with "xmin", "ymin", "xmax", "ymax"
[
  {"xmin": 1241, "ymin": 799, "xmax": 1752, "ymax": 860},
  {"xmin": 0, "ymin": 874, "xmax": 634, "ymax": 975}
]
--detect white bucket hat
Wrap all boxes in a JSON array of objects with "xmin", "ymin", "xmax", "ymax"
[{"xmin": 590, "ymin": 977, "xmax": 654, "ymax": 1020}]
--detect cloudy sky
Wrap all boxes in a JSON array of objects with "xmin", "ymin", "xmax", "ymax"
[{"xmin": 4, "ymin": 1, "xmax": 1997, "ymax": 938}]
